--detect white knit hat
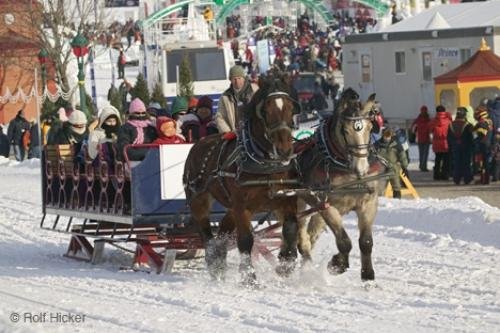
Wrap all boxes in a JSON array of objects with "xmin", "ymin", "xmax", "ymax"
[{"xmin": 68, "ymin": 110, "xmax": 87, "ymax": 125}]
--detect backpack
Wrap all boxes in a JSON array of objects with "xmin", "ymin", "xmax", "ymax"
[{"xmin": 22, "ymin": 130, "xmax": 31, "ymax": 149}]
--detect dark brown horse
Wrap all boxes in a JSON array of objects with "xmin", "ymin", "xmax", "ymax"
[
  {"xmin": 291, "ymin": 88, "xmax": 386, "ymax": 281},
  {"xmin": 183, "ymin": 75, "xmax": 300, "ymax": 284}
]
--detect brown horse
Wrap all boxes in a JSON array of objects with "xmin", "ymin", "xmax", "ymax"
[
  {"xmin": 183, "ymin": 75, "xmax": 300, "ymax": 285},
  {"xmin": 291, "ymin": 88, "xmax": 386, "ymax": 281}
]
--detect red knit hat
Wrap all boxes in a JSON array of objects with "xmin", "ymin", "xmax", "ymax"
[
  {"xmin": 188, "ymin": 97, "xmax": 199, "ymax": 109},
  {"xmin": 156, "ymin": 116, "xmax": 176, "ymax": 136},
  {"xmin": 420, "ymin": 105, "xmax": 428, "ymax": 113},
  {"xmin": 197, "ymin": 95, "xmax": 213, "ymax": 111}
]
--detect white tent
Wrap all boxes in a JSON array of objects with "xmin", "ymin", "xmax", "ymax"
[{"xmin": 381, "ymin": 1, "xmax": 500, "ymax": 32}]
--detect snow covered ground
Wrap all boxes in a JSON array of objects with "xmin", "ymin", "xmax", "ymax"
[{"xmin": 0, "ymin": 157, "xmax": 499, "ymax": 333}]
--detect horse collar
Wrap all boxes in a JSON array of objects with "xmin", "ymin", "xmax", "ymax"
[
  {"xmin": 240, "ymin": 121, "xmax": 266, "ymax": 163},
  {"xmin": 318, "ymin": 118, "xmax": 349, "ymax": 169},
  {"xmin": 238, "ymin": 121, "xmax": 294, "ymax": 174}
]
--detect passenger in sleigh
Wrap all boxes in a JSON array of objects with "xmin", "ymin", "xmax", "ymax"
[
  {"xmin": 153, "ymin": 116, "xmax": 185, "ymax": 145},
  {"xmin": 87, "ymin": 105, "xmax": 122, "ymax": 167},
  {"xmin": 47, "ymin": 109, "xmax": 89, "ymax": 165},
  {"xmin": 180, "ymin": 96, "xmax": 218, "ymax": 142},
  {"xmin": 116, "ymin": 98, "xmax": 157, "ymax": 161}
]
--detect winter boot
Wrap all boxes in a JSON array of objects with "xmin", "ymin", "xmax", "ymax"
[
  {"xmin": 480, "ymin": 171, "xmax": 490, "ymax": 185},
  {"xmin": 393, "ymin": 190, "xmax": 402, "ymax": 199}
]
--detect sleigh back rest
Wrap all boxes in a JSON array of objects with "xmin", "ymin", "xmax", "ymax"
[{"xmin": 44, "ymin": 144, "xmax": 75, "ymax": 179}]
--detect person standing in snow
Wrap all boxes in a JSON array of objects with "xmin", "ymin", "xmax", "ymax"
[
  {"xmin": 411, "ymin": 105, "xmax": 432, "ymax": 172},
  {"xmin": 118, "ymin": 49, "xmax": 126, "ymax": 79},
  {"xmin": 7, "ymin": 110, "xmax": 30, "ymax": 161},
  {"xmin": 375, "ymin": 128, "xmax": 409, "ymax": 199},
  {"xmin": 0, "ymin": 125, "xmax": 10, "ymax": 158},
  {"xmin": 447, "ymin": 108, "xmax": 474, "ymax": 185},
  {"xmin": 430, "ymin": 105, "xmax": 452, "ymax": 180}
]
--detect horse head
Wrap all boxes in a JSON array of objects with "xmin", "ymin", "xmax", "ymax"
[
  {"xmin": 248, "ymin": 72, "xmax": 300, "ymax": 163},
  {"xmin": 333, "ymin": 88, "xmax": 376, "ymax": 177}
]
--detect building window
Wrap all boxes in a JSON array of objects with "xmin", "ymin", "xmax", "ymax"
[
  {"xmin": 395, "ymin": 51, "xmax": 405, "ymax": 74},
  {"xmin": 439, "ymin": 89, "xmax": 456, "ymax": 114},
  {"xmin": 460, "ymin": 48, "xmax": 472, "ymax": 63},
  {"xmin": 470, "ymin": 87, "xmax": 500, "ymax": 109}
]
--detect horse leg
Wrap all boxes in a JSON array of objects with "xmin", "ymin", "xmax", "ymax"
[
  {"xmin": 190, "ymin": 193, "xmax": 223, "ymax": 280},
  {"xmin": 307, "ymin": 213, "xmax": 328, "ymax": 250},
  {"xmin": 319, "ymin": 206, "xmax": 352, "ymax": 275},
  {"xmin": 276, "ymin": 204, "xmax": 299, "ymax": 277},
  {"xmin": 356, "ymin": 200, "xmax": 377, "ymax": 280},
  {"xmin": 234, "ymin": 208, "xmax": 257, "ymax": 286},
  {"xmin": 297, "ymin": 199, "xmax": 314, "ymax": 262},
  {"xmin": 204, "ymin": 210, "xmax": 237, "ymax": 280}
]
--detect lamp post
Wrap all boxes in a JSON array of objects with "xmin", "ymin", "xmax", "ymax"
[
  {"xmin": 37, "ymin": 48, "xmax": 48, "ymax": 92},
  {"xmin": 71, "ymin": 33, "xmax": 89, "ymax": 118}
]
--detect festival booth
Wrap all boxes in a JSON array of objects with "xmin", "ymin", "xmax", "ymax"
[{"xmin": 434, "ymin": 39, "xmax": 500, "ymax": 113}]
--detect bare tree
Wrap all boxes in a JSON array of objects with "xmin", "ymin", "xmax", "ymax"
[{"xmin": 28, "ymin": 0, "xmax": 107, "ymax": 91}]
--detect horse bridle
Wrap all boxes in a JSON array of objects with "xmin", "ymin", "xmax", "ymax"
[
  {"xmin": 255, "ymin": 91, "xmax": 298, "ymax": 159},
  {"xmin": 338, "ymin": 111, "xmax": 373, "ymax": 159}
]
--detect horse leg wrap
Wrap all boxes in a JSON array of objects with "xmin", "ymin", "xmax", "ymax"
[
  {"xmin": 359, "ymin": 235, "xmax": 375, "ymax": 280},
  {"xmin": 279, "ymin": 216, "xmax": 298, "ymax": 260},
  {"xmin": 237, "ymin": 233, "xmax": 254, "ymax": 255},
  {"xmin": 359, "ymin": 235, "xmax": 373, "ymax": 255}
]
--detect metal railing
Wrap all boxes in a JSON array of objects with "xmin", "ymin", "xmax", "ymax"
[{"xmin": 144, "ymin": 17, "xmax": 217, "ymax": 48}]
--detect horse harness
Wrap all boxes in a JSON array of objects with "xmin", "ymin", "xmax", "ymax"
[
  {"xmin": 185, "ymin": 92, "xmax": 300, "ymax": 204},
  {"xmin": 297, "ymin": 113, "xmax": 390, "ymax": 198}
]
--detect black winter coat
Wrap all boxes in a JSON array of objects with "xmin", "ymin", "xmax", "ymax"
[
  {"xmin": 46, "ymin": 122, "xmax": 89, "ymax": 168},
  {"xmin": 116, "ymin": 122, "xmax": 157, "ymax": 161},
  {"xmin": 447, "ymin": 119, "xmax": 474, "ymax": 153},
  {"xmin": 29, "ymin": 123, "xmax": 40, "ymax": 148},
  {"xmin": 7, "ymin": 114, "xmax": 30, "ymax": 145},
  {"xmin": 0, "ymin": 130, "xmax": 9, "ymax": 157}
]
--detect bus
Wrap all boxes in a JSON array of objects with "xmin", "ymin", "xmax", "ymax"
[
  {"xmin": 159, "ymin": 45, "xmax": 234, "ymax": 108},
  {"xmin": 143, "ymin": 5, "xmax": 234, "ymax": 108}
]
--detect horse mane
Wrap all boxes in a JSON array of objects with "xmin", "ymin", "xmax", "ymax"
[
  {"xmin": 334, "ymin": 87, "xmax": 361, "ymax": 117},
  {"xmin": 245, "ymin": 72, "xmax": 297, "ymax": 120},
  {"xmin": 334, "ymin": 88, "xmax": 376, "ymax": 120}
]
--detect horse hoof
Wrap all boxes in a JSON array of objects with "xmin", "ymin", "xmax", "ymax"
[
  {"xmin": 361, "ymin": 269, "xmax": 375, "ymax": 281},
  {"xmin": 327, "ymin": 254, "xmax": 349, "ymax": 275},
  {"xmin": 327, "ymin": 263, "xmax": 347, "ymax": 275},
  {"xmin": 275, "ymin": 260, "xmax": 296, "ymax": 277},
  {"xmin": 205, "ymin": 240, "xmax": 227, "ymax": 280},
  {"xmin": 240, "ymin": 271, "xmax": 259, "ymax": 288}
]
